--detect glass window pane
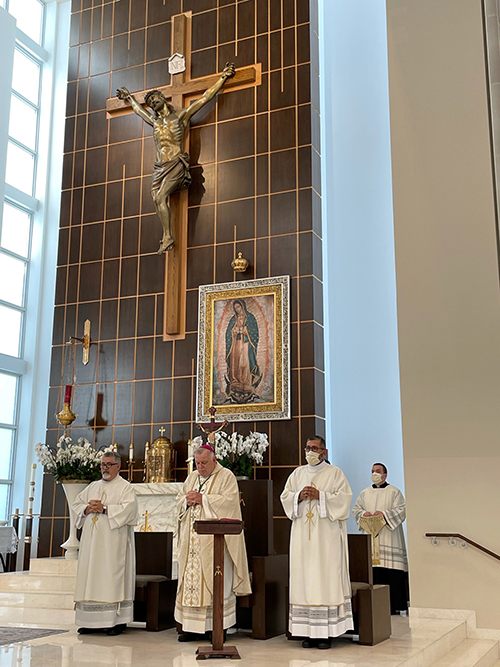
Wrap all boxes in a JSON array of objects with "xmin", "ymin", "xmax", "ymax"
[
  {"xmin": 0, "ymin": 485, "xmax": 9, "ymax": 521},
  {"xmin": 12, "ymin": 50, "xmax": 40, "ymax": 105},
  {"xmin": 0, "ymin": 254, "xmax": 26, "ymax": 307},
  {"xmin": 0, "ymin": 373, "xmax": 17, "ymax": 425},
  {"xmin": 9, "ymin": 96, "xmax": 37, "ymax": 151},
  {"xmin": 0, "ymin": 306, "xmax": 22, "ymax": 357},
  {"xmin": 8, "ymin": 0, "xmax": 43, "ymax": 44},
  {"xmin": 0, "ymin": 429, "xmax": 13, "ymax": 479},
  {"xmin": 1, "ymin": 204, "xmax": 31, "ymax": 258},
  {"xmin": 6, "ymin": 142, "xmax": 34, "ymax": 195}
]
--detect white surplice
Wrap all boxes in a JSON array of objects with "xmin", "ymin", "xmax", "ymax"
[
  {"xmin": 73, "ymin": 475, "xmax": 139, "ymax": 628},
  {"xmin": 352, "ymin": 484, "xmax": 408, "ymax": 571},
  {"xmin": 174, "ymin": 463, "xmax": 251, "ymax": 633},
  {"xmin": 280, "ymin": 461, "xmax": 354, "ymax": 638}
]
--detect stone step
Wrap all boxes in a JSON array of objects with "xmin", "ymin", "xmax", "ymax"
[
  {"xmin": 29, "ymin": 557, "xmax": 78, "ymax": 576},
  {"xmin": 430, "ymin": 638, "xmax": 498, "ymax": 667},
  {"xmin": 0, "ymin": 604, "xmax": 75, "ymax": 627},
  {"xmin": 0, "ymin": 572, "xmax": 76, "ymax": 593},
  {"xmin": 401, "ymin": 618, "xmax": 468, "ymax": 667},
  {"xmin": 0, "ymin": 590, "xmax": 74, "ymax": 610}
]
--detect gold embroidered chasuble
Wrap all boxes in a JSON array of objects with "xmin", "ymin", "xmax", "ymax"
[{"xmin": 175, "ymin": 463, "xmax": 251, "ymax": 629}]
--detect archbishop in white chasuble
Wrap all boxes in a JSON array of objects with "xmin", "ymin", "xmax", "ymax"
[
  {"xmin": 175, "ymin": 446, "xmax": 251, "ymax": 639},
  {"xmin": 281, "ymin": 438, "xmax": 353, "ymax": 648},
  {"xmin": 72, "ymin": 454, "xmax": 139, "ymax": 633}
]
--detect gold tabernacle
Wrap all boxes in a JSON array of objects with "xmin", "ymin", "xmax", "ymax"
[{"xmin": 144, "ymin": 428, "xmax": 175, "ymax": 482}]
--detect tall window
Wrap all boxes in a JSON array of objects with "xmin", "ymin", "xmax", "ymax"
[{"xmin": 0, "ymin": 0, "xmax": 45, "ymax": 519}]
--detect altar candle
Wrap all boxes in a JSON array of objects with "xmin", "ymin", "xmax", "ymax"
[
  {"xmin": 64, "ymin": 384, "xmax": 72, "ymax": 404},
  {"xmin": 129, "ymin": 443, "xmax": 134, "ymax": 462},
  {"xmin": 30, "ymin": 463, "xmax": 37, "ymax": 485}
]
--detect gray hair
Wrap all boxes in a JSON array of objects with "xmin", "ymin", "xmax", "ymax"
[
  {"xmin": 102, "ymin": 451, "xmax": 121, "ymax": 465},
  {"xmin": 193, "ymin": 445, "xmax": 215, "ymax": 458},
  {"xmin": 306, "ymin": 435, "xmax": 326, "ymax": 449}
]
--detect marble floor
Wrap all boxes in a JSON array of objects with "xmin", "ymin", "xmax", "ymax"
[{"xmin": 0, "ymin": 615, "xmax": 486, "ymax": 667}]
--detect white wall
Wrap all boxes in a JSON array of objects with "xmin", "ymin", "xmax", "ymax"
[
  {"xmin": 387, "ymin": 0, "xmax": 500, "ymax": 627},
  {"xmin": 319, "ymin": 0, "xmax": 404, "ymax": 527}
]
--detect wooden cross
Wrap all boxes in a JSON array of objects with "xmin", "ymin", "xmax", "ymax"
[{"xmin": 106, "ymin": 12, "xmax": 261, "ymax": 340}]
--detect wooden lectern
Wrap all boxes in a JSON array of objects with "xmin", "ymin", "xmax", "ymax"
[{"xmin": 194, "ymin": 519, "xmax": 244, "ymax": 660}]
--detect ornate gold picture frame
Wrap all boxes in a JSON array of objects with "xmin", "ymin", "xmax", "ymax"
[{"xmin": 196, "ymin": 276, "xmax": 290, "ymax": 422}]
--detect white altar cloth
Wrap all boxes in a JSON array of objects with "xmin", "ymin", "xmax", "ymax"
[{"xmin": 133, "ymin": 482, "xmax": 183, "ymax": 578}]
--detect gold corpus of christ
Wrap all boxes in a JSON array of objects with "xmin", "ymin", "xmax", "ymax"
[{"xmin": 105, "ymin": 13, "xmax": 261, "ymax": 342}]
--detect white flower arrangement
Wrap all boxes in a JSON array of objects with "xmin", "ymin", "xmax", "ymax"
[
  {"xmin": 208, "ymin": 431, "xmax": 269, "ymax": 477},
  {"xmin": 35, "ymin": 436, "xmax": 115, "ymax": 482}
]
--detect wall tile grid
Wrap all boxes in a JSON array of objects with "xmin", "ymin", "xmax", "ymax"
[{"xmin": 41, "ymin": 0, "xmax": 322, "ymax": 557}]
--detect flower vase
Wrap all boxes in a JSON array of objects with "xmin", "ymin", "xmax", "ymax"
[{"xmin": 60, "ymin": 480, "xmax": 89, "ymax": 560}]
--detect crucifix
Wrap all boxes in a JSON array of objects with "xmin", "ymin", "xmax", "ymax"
[
  {"xmin": 106, "ymin": 12, "xmax": 262, "ymax": 340},
  {"xmin": 196, "ymin": 406, "xmax": 228, "ymax": 445}
]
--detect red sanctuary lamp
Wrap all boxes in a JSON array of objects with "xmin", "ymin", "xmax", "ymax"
[{"xmin": 56, "ymin": 384, "xmax": 76, "ymax": 432}]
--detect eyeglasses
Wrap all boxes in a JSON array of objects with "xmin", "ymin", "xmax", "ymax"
[
  {"xmin": 101, "ymin": 462, "xmax": 119, "ymax": 469},
  {"xmin": 305, "ymin": 446, "xmax": 324, "ymax": 453}
]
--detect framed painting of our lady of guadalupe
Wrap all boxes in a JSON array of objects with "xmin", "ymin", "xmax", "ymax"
[{"xmin": 196, "ymin": 276, "xmax": 290, "ymax": 422}]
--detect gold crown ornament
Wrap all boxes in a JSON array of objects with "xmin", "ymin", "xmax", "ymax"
[{"xmin": 231, "ymin": 252, "xmax": 249, "ymax": 273}]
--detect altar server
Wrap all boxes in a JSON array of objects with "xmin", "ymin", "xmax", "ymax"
[
  {"xmin": 352, "ymin": 463, "xmax": 409, "ymax": 613},
  {"xmin": 73, "ymin": 451, "xmax": 139, "ymax": 635},
  {"xmin": 175, "ymin": 444, "xmax": 251, "ymax": 642},
  {"xmin": 281, "ymin": 436, "xmax": 353, "ymax": 650}
]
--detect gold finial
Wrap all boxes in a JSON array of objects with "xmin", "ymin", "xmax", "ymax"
[
  {"xmin": 159, "ymin": 426, "xmax": 166, "ymax": 437},
  {"xmin": 231, "ymin": 252, "xmax": 249, "ymax": 273}
]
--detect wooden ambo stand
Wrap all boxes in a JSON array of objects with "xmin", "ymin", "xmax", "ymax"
[{"xmin": 194, "ymin": 519, "xmax": 244, "ymax": 660}]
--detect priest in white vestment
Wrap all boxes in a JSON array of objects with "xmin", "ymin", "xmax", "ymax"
[
  {"xmin": 175, "ymin": 444, "xmax": 251, "ymax": 642},
  {"xmin": 281, "ymin": 436, "xmax": 354, "ymax": 650},
  {"xmin": 352, "ymin": 462, "xmax": 409, "ymax": 613},
  {"xmin": 73, "ymin": 451, "xmax": 139, "ymax": 635}
]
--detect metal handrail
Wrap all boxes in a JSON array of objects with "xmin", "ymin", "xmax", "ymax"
[{"xmin": 425, "ymin": 532, "xmax": 500, "ymax": 562}]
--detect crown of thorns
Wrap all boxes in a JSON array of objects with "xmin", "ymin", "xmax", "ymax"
[{"xmin": 144, "ymin": 90, "xmax": 167, "ymax": 106}]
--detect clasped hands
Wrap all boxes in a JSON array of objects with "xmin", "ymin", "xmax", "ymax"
[
  {"xmin": 85, "ymin": 500, "xmax": 105, "ymax": 515},
  {"xmin": 299, "ymin": 486, "xmax": 320, "ymax": 501},
  {"xmin": 186, "ymin": 490, "xmax": 203, "ymax": 507},
  {"xmin": 363, "ymin": 511, "xmax": 384, "ymax": 517}
]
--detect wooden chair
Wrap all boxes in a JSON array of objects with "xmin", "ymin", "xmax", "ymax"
[
  {"xmin": 134, "ymin": 532, "xmax": 177, "ymax": 632},
  {"xmin": 348, "ymin": 533, "xmax": 391, "ymax": 645}
]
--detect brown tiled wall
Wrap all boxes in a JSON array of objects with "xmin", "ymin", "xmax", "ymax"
[{"xmin": 40, "ymin": 0, "xmax": 323, "ymax": 558}]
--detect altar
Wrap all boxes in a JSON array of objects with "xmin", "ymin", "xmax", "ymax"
[{"xmin": 133, "ymin": 482, "xmax": 183, "ymax": 578}]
